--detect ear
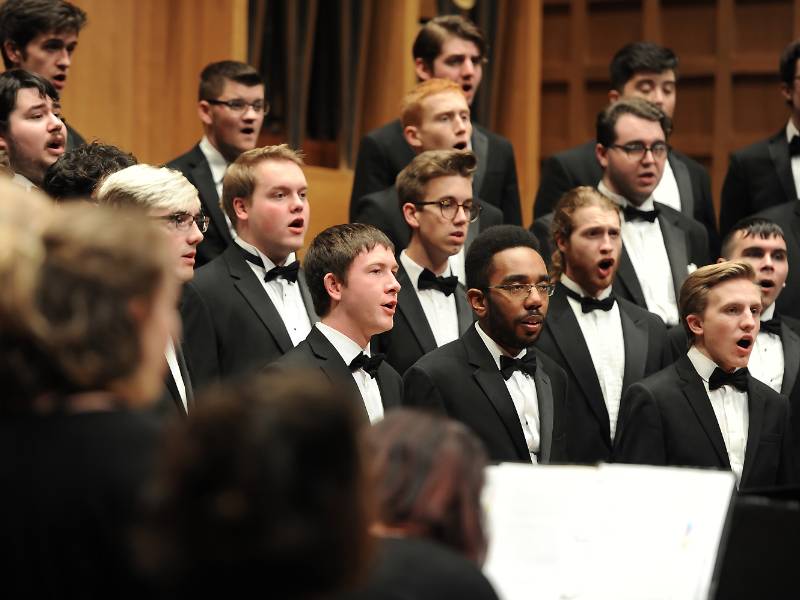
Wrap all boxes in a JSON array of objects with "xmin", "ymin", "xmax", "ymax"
[
  {"xmin": 467, "ymin": 288, "xmax": 487, "ymax": 318},
  {"xmin": 3, "ymin": 41, "xmax": 22, "ymax": 67},
  {"xmin": 402, "ymin": 202, "xmax": 420, "ymax": 229},
  {"xmin": 608, "ymin": 89, "xmax": 621, "ymax": 104},
  {"xmin": 232, "ymin": 197, "xmax": 249, "ymax": 221},
  {"xmin": 686, "ymin": 313, "xmax": 703, "ymax": 338},
  {"xmin": 555, "ymin": 232, "xmax": 569, "ymax": 254},
  {"xmin": 404, "ymin": 125, "xmax": 422, "ymax": 150},
  {"xmin": 323, "ymin": 272, "xmax": 343, "ymax": 304},
  {"xmin": 414, "ymin": 57, "xmax": 433, "ymax": 82},
  {"xmin": 197, "ymin": 100, "xmax": 213, "ymax": 127},
  {"xmin": 716, "ymin": 257, "xmax": 726, "ymax": 264},
  {"xmin": 595, "ymin": 143, "xmax": 609, "ymax": 169},
  {"xmin": 781, "ymin": 83, "xmax": 792, "ymax": 105}
]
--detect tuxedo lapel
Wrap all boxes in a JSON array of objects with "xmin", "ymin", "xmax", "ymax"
[
  {"xmin": 297, "ymin": 270, "xmax": 319, "ymax": 324},
  {"xmin": 768, "ymin": 131, "xmax": 796, "ymax": 203},
  {"xmin": 620, "ymin": 302, "xmax": 648, "ymax": 391},
  {"xmin": 463, "ymin": 327, "xmax": 530, "ymax": 461},
  {"xmin": 455, "ymin": 284, "xmax": 474, "ymax": 334},
  {"xmin": 533, "ymin": 351, "xmax": 555, "ymax": 463},
  {"xmin": 780, "ymin": 319, "xmax": 800, "ymax": 396},
  {"xmin": 163, "ymin": 370, "xmax": 186, "ymax": 416},
  {"xmin": 175, "ymin": 342, "xmax": 194, "ymax": 412},
  {"xmin": 657, "ymin": 211, "xmax": 690, "ymax": 297},
  {"xmin": 471, "ymin": 126, "xmax": 489, "ymax": 196},
  {"xmin": 395, "ymin": 266, "xmax": 437, "ymax": 352},
  {"xmin": 670, "ymin": 154, "xmax": 695, "ymax": 220},
  {"xmin": 189, "ymin": 148, "xmax": 232, "ymax": 246},
  {"xmin": 305, "ymin": 327, "xmax": 367, "ymax": 420},
  {"xmin": 741, "ymin": 376, "xmax": 767, "ymax": 486},
  {"xmin": 615, "ymin": 246, "xmax": 647, "ymax": 307}
]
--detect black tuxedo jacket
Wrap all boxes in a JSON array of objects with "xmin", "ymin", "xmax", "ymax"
[
  {"xmin": 403, "ymin": 326, "xmax": 568, "ymax": 464},
  {"xmin": 614, "ymin": 354, "xmax": 795, "ymax": 490},
  {"xmin": 156, "ymin": 342, "xmax": 195, "ymax": 418},
  {"xmin": 270, "ymin": 326, "xmax": 403, "ymax": 422},
  {"xmin": 167, "ymin": 144, "xmax": 233, "ymax": 267},
  {"xmin": 535, "ymin": 284, "xmax": 670, "ymax": 463},
  {"xmin": 180, "ymin": 244, "xmax": 317, "ymax": 389},
  {"xmin": 352, "ymin": 185, "xmax": 503, "ymax": 255},
  {"xmin": 535, "ymin": 141, "xmax": 719, "ymax": 254},
  {"xmin": 349, "ymin": 119, "xmax": 522, "ymax": 224},
  {"xmin": 756, "ymin": 201, "xmax": 800, "ymax": 322},
  {"xmin": 65, "ymin": 123, "xmax": 85, "ymax": 151},
  {"xmin": 373, "ymin": 264, "xmax": 474, "ymax": 375},
  {"xmin": 720, "ymin": 129, "xmax": 796, "ymax": 237}
]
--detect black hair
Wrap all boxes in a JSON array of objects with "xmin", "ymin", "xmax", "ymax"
[
  {"xmin": 780, "ymin": 40, "xmax": 800, "ymax": 88},
  {"xmin": 198, "ymin": 60, "xmax": 264, "ymax": 101},
  {"xmin": 721, "ymin": 216, "xmax": 786, "ymax": 259},
  {"xmin": 42, "ymin": 142, "xmax": 137, "ymax": 201},
  {"xmin": 609, "ymin": 42, "xmax": 678, "ymax": 91},
  {"xmin": 0, "ymin": 68, "xmax": 58, "ymax": 134},
  {"xmin": 465, "ymin": 225, "xmax": 540, "ymax": 290},
  {"xmin": 596, "ymin": 97, "xmax": 671, "ymax": 147}
]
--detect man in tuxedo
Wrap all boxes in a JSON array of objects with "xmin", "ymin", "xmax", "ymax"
[
  {"xmin": 0, "ymin": 0, "xmax": 87, "ymax": 149},
  {"xmin": 271, "ymin": 223, "xmax": 403, "ymax": 423},
  {"xmin": 181, "ymin": 145, "xmax": 316, "ymax": 389},
  {"xmin": 535, "ymin": 42, "xmax": 717, "ymax": 255},
  {"xmin": 167, "ymin": 61, "xmax": 266, "ymax": 267},
  {"xmin": 756, "ymin": 202, "xmax": 800, "ymax": 323},
  {"xmin": 372, "ymin": 149, "xmax": 477, "ymax": 375},
  {"xmin": 0, "ymin": 69, "xmax": 64, "ymax": 190},
  {"xmin": 352, "ymin": 78, "xmax": 503, "ymax": 282},
  {"xmin": 536, "ymin": 187, "xmax": 669, "ymax": 463},
  {"xmin": 403, "ymin": 225, "xmax": 568, "ymax": 464},
  {"xmin": 615, "ymin": 262, "xmax": 795, "ymax": 490},
  {"xmin": 720, "ymin": 40, "xmax": 800, "ymax": 237},
  {"xmin": 350, "ymin": 14, "xmax": 521, "ymax": 224},
  {"xmin": 42, "ymin": 141, "xmax": 136, "ymax": 201},
  {"xmin": 96, "ymin": 164, "xmax": 205, "ymax": 417}
]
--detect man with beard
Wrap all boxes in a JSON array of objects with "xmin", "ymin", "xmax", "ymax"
[
  {"xmin": 0, "ymin": 68, "xmax": 64, "ymax": 190},
  {"xmin": 403, "ymin": 225, "xmax": 568, "ymax": 464},
  {"xmin": 535, "ymin": 187, "xmax": 669, "ymax": 464}
]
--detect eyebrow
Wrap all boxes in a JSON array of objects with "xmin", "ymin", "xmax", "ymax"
[{"xmin": 500, "ymin": 273, "xmax": 550, "ymax": 284}]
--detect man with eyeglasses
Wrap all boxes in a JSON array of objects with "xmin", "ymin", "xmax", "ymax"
[
  {"xmin": 167, "ymin": 60, "xmax": 266, "ymax": 268},
  {"xmin": 96, "ymin": 164, "xmax": 206, "ymax": 417},
  {"xmin": 371, "ymin": 149, "xmax": 479, "ymax": 375},
  {"xmin": 352, "ymin": 78, "xmax": 502, "ymax": 283},
  {"xmin": 403, "ymin": 225, "xmax": 568, "ymax": 464},
  {"xmin": 535, "ymin": 187, "xmax": 669, "ymax": 464}
]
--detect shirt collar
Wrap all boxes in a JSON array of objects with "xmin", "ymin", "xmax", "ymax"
[
  {"xmin": 598, "ymin": 180, "xmax": 655, "ymax": 212},
  {"xmin": 473, "ymin": 322, "xmax": 526, "ymax": 371},
  {"xmin": 234, "ymin": 236, "xmax": 295, "ymax": 270},
  {"xmin": 399, "ymin": 250, "xmax": 452, "ymax": 291},
  {"xmin": 315, "ymin": 322, "xmax": 370, "ymax": 366},
  {"xmin": 761, "ymin": 303, "xmax": 776, "ymax": 321},
  {"xmin": 560, "ymin": 273, "xmax": 613, "ymax": 300},
  {"xmin": 787, "ymin": 120, "xmax": 800, "ymax": 143},
  {"xmin": 686, "ymin": 346, "xmax": 720, "ymax": 383},
  {"xmin": 199, "ymin": 135, "xmax": 228, "ymax": 185}
]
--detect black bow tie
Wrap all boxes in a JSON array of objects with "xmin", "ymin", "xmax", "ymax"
[
  {"xmin": 790, "ymin": 136, "xmax": 800, "ymax": 157},
  {"xmin": 238, "ymin": 246, "xmax": 300, "ymax": 284},
  {"xmin": 709, "ymin": 367, "xmax": 749, "ymax": 392},
  {"xmin": 418, "ymin": 268, "xmax": 459, "ymax": 296},
  {"xmin": 623, "ymin": 205, "xmax": 659, "ymax": 223},
  {"xmin": 760, "ymin": 316, "xmax": 782, "ymax": 337},
  {"xmin": 499, "ymin": 353, "xmax": 537, "ymax": 380},
  {"xmin": 349, "ymin": 352, "xmax": 385, "ymax": 378},
  {"xmin": 563, "ymin": 286, "xmax": 616, "ymax": 313}
]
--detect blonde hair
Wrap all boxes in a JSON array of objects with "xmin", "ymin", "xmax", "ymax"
[
  {"xmin": 96, "ymin": 164, "xmax": 199, "ymax": 213},
  {"xmin": 401, "ymin": 78, "xmax": 467, "ymax": 128},
  {"xmin": 221, "ymin": 144, "xmax": 305, "ymax": 230}
]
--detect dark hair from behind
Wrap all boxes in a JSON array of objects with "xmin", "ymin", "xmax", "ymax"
[
  {"xmin": 596, "ymin": 97, "xmax": 672, "ymax": 148},
  {"xmin": 780, "ymin": 39, "xmax": 800, "ymax": 87},
  {"xmin": 465, "ymin": 225, "xmax": 540, "ymax": 291},
  {"xmin": 609, "ymin": 42, "xmax": 678, "ymax": 92},
  {"xmin": 198, "ymin": 60, "xmax": 264, "ymax": 101},
  {"xmin": 0, "ymin": 0, "xmax": 87, "ymax": 69},
  {"xmin": 303, "ymin": 223, "xmax": 394, "ymax": 317},
  {"xmin": 412, "ymin": 14, "xmax": 487, "ymax": 71},
  {"xmin": 137, "ymin": 371, "xmax": 370, "ymax": 599},
  {"xmin": 720, "ymin": 216, "xmax": 786, "ymax": 259},
  {"xmin": 0, "ymin": 68, "xmax": 58, "ymax": 132},
  {"xmin": 42, "ymin": 141, "xmax": 137, "ymax": 201},
  {"xmin": 365, "ymin": 409, "xmax": 489, "ymax": 565}
]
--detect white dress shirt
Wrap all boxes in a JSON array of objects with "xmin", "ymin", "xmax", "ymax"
[
  {"xmin": 399, "ymin": 251, "xmax": 459, "ymax": 347},
  {"xmin": 561, "ymin": 275, "xmax": 625, "ymax": 439},
  {"xmin": 165, "ymin": 339, "xmax": 187, "ymax": 413},
  {"xmin": 687, "ymin": 346, "xmax": 749, "ymax": 486},
  {"xmin": 474, "ymin": 322, "xmax": 540, "ymax": 462},
  {"xmin": 651, "ymin": 156, "xmax": 681, "ymax": 212},
  {"xmin": 199, "ymin": 135, "xmax": 237, "ymax": 239},
  {"xmin": 748, "ymin": 303, "xmax": 784, "ymax": 393},
  {"xmin": 786, "ymin": 120, "xmax": 800, "ymax": 201},
  {"xmin": 449, "ymin": 246, "xmax": 466, "ymax": 286},
  {"xmin": 598, "ymin": 181, "xmax": 679, "ymax": 326},
  {"xmin": 235, "ymin": 238, "xmax": 312, "ymax": 346},
  {"xmin": 315, "ymin": 322, "xmax": 384, "ymax": 423}
]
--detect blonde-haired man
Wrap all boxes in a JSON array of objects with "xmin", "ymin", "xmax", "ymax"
[
  {"xmin": 615, "ymin": 261, "xmax": 795, "ymax": 489},
  {"xmin": 180, "ymin": 144, "xmax": 317, "ymax": 389}
]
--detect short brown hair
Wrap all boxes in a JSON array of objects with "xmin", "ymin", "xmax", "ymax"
[
  {"xmin": 221, "ymin": 144, "xmax": 305, "ymax": 230},
  {"xmin": 596, "ymin": 97, "xmax": 672, "ymax": 147},
  {"xmin": 198, "ymin": 60, "xmax": 264, "ymax": 102},
  {"xmin": 401, "ymin": 78, "xmax": 466, "ymax": 129},
  {"xmin": 549, "ymin": 186, "xmax": 620, "ymax": 279},
  {"xmin": 396, "ymin": 149, "xmax": 476, "ymax": 207},
  {"xmin": 412, "ymin": 15, "xmax": 487, "ymax": 73},
  {"xmin": 679, "ymin": 261, "xmax": 756, "ymax": 343},
  {"xmin": 303, "ymin": 223, "xmax": 394, "ymax": 317}
]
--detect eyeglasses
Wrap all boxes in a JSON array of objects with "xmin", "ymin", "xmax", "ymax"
[
  {"xmin": 413, "ymin": 199, "xmax": 482, "ymax": 222},
  {"xmin": 152, "ymin": 212, "xmax": 210, "ymax": 233},
  {"xmin": 609, "ymin": 141, "xmax": 670, "ymax": 160},
  {"xmin": 207, "ymin": 98, "xmax": 270, "ymax": 115},
  {"xmin": 486, "ymin": 282, "xmax": 556, "ymax": 297}
]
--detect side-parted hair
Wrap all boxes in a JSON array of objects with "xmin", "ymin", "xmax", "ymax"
[
  {"xmin": 549, "ymin": 186, "xmax": 620, "ymax": 279},
  {"xmin": 679, "ymin": 261, "xmax": 757, "ymax": 343},
  {"xmin": 304, "ymin": 223, "xmax": 394, "ymax": 317},
  {"xmin": 396, "ymin": 149, "xmax": 476, "ymax": 207},
  {"xmin": 596, "ymin": 97, "xmax": 672, "ymax": 148},
  {"xmin": 465, "ymin": 225, "xmax": 540, "ymax": 291},
  {"xmin": 365, "ymin": 409, "xmax": 489, "ymax": 565},
  {"xmin": 42, "ymin": 141, "xmax": 137, "ymax": 201},
  {"xmin": 412, "ymin": 14, "xmax": 487, "ymax": 73},
  {"xmin": 198, "ymin": 60, "xmax": 264, "ymax": 102},
  {"xmin": 721, "ymin": 216, "xmax": 785, "ymax": 259},
  {"xmin": 96, "ymin": 164, "xmax": 199, "ymax": 214},
  {"xmin": 221, "ymin": 144, "xmax": 305, "ymax": 230},
  {"xmin": 0, "ymin": 68, "xmax": 58, "ymax": 133},
  {"xmin": 401, "ymin": 78, "xmax": 466, "ymax": 129},
  {"xmin": 0, "ymin": 0, "xmax": 87, "ymax": 69},
  {"xmin": 609, "ymin": 42, "xmax": 678, "ymax": 92}
]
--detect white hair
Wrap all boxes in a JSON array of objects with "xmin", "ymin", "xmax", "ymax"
[{"xmin": 96, "ymin": 164, "xmax": 199, "ymax": 213}]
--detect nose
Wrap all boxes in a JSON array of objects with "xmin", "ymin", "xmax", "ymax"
[
  {"xmin": 523, "ymin": 285, "xmax": 544, "ymax": 309},
  {"xmin": 452, "ymin": 203, "xmax": 469, "ymax": 224},
  {"xmin": 649, "ymin": 87, "xmax": 664, "ymax": 108},
  {"xmin": 387, "ymin": 272, "xmax": 401, "ymax": 294},
  {"xmin": 48, "ymin": 113, "xmax": 63, "ymax": 132},
  {"xmin": 461, "ymin": 58, "xmax": 475, "ymax": 78},
  {"xmin": 189, "ymin": 221, "xmax": 204, "ymax": 244},
  {"xmin": 57, "ymin": 48, "xmax": 71, "ymax": 67},
  {"xmin": 742, "ymin": 310, "xmax": 757, "ymax": 331}
]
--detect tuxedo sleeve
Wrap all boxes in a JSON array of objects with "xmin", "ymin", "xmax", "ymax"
[
  {"xmin": 499, "ymin": 143, "xmax": 522, "ymax": 225},
  {"xmin": 352, "ymin": 194, "xmax": 404, "ymax": 250},
  {"xmin": 179, "ymin": 282, "xmax": 220, "ymax": 390},
  {"xmin": 402, "ymin": 364, "xmax": 448, "ymax": 413},
  {"xmin": 350, "ymin": 135, "xmax": 393, "ymax": 221},
  {"xmin": 778, "ymin": 398, "xmax": 797, "ymax": 485},
  {"xmin": 613, "ymin": 383, "xmax": 667, "ymax": 466},
  {"xmin": 719, "ymin": 153, "xmax": 749, "ymax": 238},
  {"xmin": 534, "ymin": 155, "xmax": 574, "ymax": 219}
]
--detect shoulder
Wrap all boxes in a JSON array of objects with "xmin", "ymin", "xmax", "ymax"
[
  {"xmin": 550, "ymin": 140, "xmax": 597, "ymax": 164},
  {"xmin": 618, "ymin": 297, "xmax": 667, "ymax": 328},
  {"xmin": 271, "ymin": 339, "xmax": 316, "ymax": 370},
  {"xmin": 364, "ymin": 120, "xmax": 404, "ymax": 146},
  {"xmin": 408, "ymin": 338, "xmax": 468, "ymax": 375},
  {"xmin": 533, "ymin": 348, "xmax": 567, "ymax": 381},
  {"xmin": 730, "ymin": 132, "xmax": 781, "ymax": 161},
  {"xmin": 781, "ymin": 314, "xmax": 800, "ymax": 334},
  {"xmin": 165, "ymin": 144, "xmax": 202, "ymax": 170},
  {"xmin": 190, "ymin": 251, "xmax": 233, "ymax": 288},
  {"xmin": 476, "ymin": 123, "xmax": 513, "ymax": 151},
  {"xmin": 755, "ymin": 201, "xmax": 797, "ymax": 221}
]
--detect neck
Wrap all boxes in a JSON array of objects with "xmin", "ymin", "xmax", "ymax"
[
  {"xmin": 238, "ymin": 231, "xmax": 290, "ymax": 265},
  {"xmin": 692, "ymin": 341, "xmax": 736, "ymax": 373},
  {"xmin": 405, "ymin": 237, "xmax": 450, "ymax": 274},
  {"xmin": 321, "ymin": 312, "xmax": 370, "ymax": 349},
  {"xmin": 204, "ymin": 131, "xmax": 239, "ymax": 163},
  {"xmin": 478, "ymin": 320, "xmax": 522, "ymax": 357},
  {"xmin": 791, "ymin": 113, "xmax": 800, "ymax": 132},
  {"xmin": 563, "ymin": 270, "xmax": 604, "ymax": 298}
]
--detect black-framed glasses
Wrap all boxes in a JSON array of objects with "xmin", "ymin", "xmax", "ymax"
[
  {"xmin": 486, "ymin": 282, "xmax": 556, "ymax": 297},
  {"xmin": 152, "ymin": 212, "xmax": 209, "ymax": 233},
  {"xmin": 413, "ymin": 199, "xmax": 481, "ymax": 222},
  {"xmin": 207, "ymin": 98, "xmax": 270, "ymax": 115},
  {"xmin": 609, "ymin": 141, "xmax": 670, "ymax": 160}
]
